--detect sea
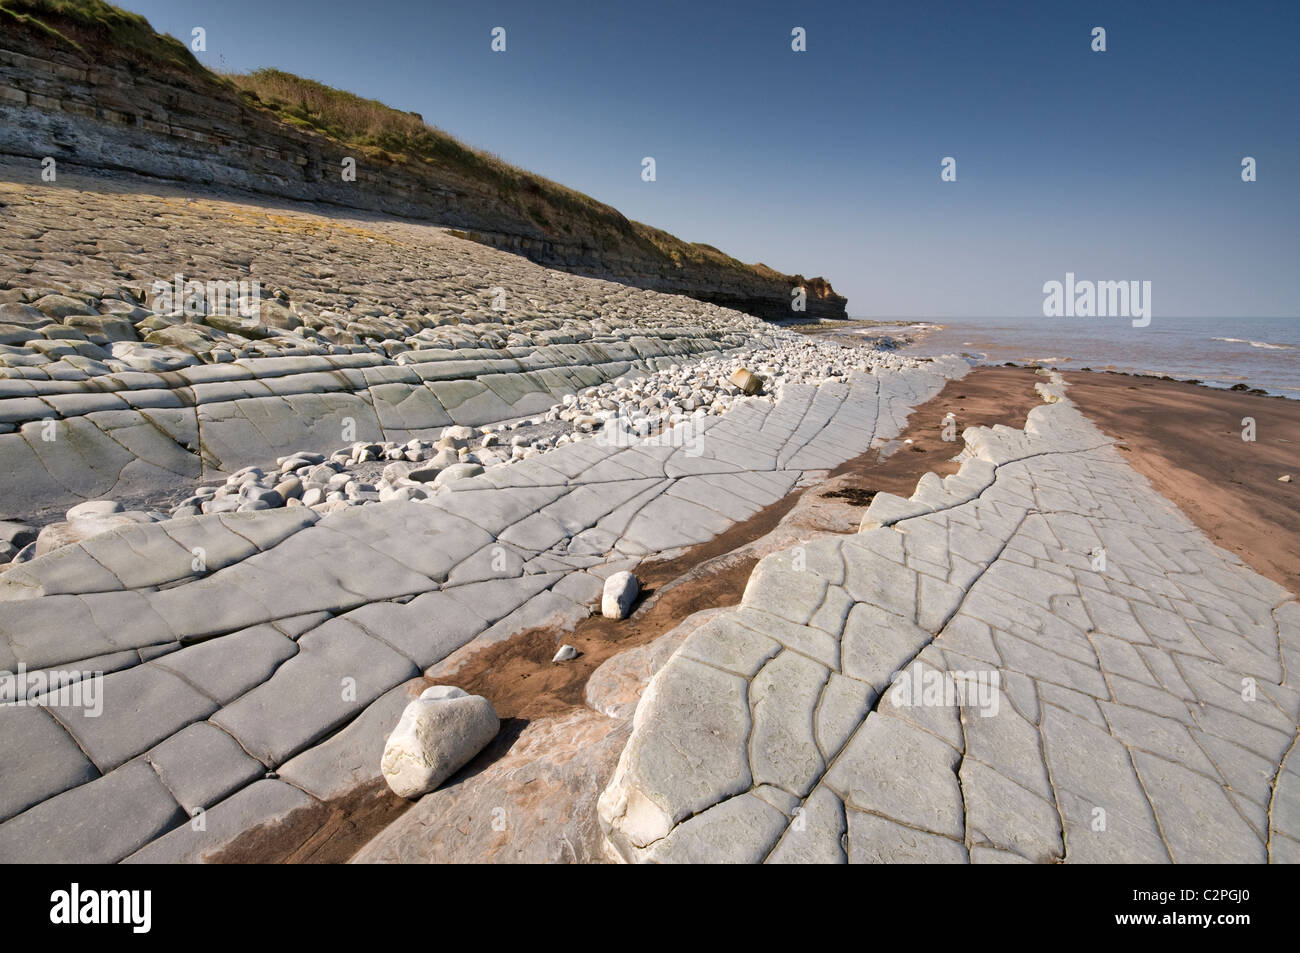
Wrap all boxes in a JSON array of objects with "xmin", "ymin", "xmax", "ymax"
[{"xmin": 880, "ymin": 315, "xmax": 1300, "ymax": 399}]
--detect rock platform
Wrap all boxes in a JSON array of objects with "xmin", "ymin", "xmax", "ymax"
[
  {"xmin": 599, "ymin": 375, "xmax": 1300, "ymax": 863},
  {"xmin": 0, "ymin": 340, "xmax": 966, "ymax": 860},
  {"xmin": 0, "ymin": 173, "xmax": 825, "ymax": 521},
  {"xmin": 4, "ymin": 172, "xmax": 1293, "ymax": 866}
]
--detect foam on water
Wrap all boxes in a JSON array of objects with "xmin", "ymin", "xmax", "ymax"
[
  {"xmin": 893, "ymin": 315, "xmax": 1300, "ymax": 398},
  {"xmin": 1211, "ymin": 337, "xmax": 1295, "ymax": 350}
]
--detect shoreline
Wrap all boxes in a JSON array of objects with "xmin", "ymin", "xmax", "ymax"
[
  {"xmin": 1020, "ymin": 361, "xmax": 1292, "ymax": 400},
  {"xmin": 1063, "ymin": 370, "xmax": 1299, "ymax": 595},
  {"xmin": 598, "ymin": 364, "xmax": 1298, "ymax": 863},
  {"xmin": 897, "ymin": 318, "xmax": 1300, "ymax": 401}
]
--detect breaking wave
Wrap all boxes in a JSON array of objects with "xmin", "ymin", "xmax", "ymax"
[{"xmin": 1211, "ymin": 337, "xmax": 1295, "ymax": 350}]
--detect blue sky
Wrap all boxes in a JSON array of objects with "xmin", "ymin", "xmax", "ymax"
[{"xmin": 121, "ymin": 0, "xmax": 1298, "ymax": 318}]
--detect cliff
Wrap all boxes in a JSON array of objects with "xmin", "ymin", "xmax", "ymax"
[{"xmin": 0, "ymin": 0, "xmax": 848, "ymax": 320}]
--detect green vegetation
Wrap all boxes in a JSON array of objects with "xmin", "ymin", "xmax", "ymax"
[
  {"xmin": 0, "ymin": 0, "xmax": 204, "ymax": 74},
  {"xmin": 3, "ymin": 1, "xmax": 814, "ymax": 289},
  {"xmin": 220, "ymin": 68, "xmax": 772, "ymax": 276},
  {"xmin": 224, "ymin": 69, "xmax": 549, "ymax": 195}
]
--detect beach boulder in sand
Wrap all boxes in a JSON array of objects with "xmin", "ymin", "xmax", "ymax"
[
  {"xmin": 381, "ymin": 686, "xmax": 500, "ymax": 798},
  {"xmin": 602, "ymin": 571, "xmax": 640, "ymax": 619}
]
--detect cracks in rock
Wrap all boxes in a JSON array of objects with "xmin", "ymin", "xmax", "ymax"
[
  {"xmin": 1266, "ymin": 731, "xmax": 1299, "ymax": 861},
  {"xmin": 614, "ymin": 377, "xmax": 1300, "ymax": 862},
  {"xmin": 1033, "ymin": 684, "xmax": 1069, "ymax": 863},
  {"xmin": 1094, "ymin": 699, "xmax": 1177, "ymax": 863}
]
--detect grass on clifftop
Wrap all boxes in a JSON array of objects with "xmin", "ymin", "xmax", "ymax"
[
  {"xmin": 223, "ymin": 69, "xmax": 581, "ymax": 206},
  {"xmin": 222, "ymin": 69, "xmax": 774, "ymax": 277},
  {"xmin": 5, "ymin": 0, "xmax": 806, "ymax": 286},
  {"xmin": 0, "ymin": 0, "xmax": 203, "ymax": 73}
]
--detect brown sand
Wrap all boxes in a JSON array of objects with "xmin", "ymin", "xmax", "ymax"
[
  {"xmin": 216, "ymin": 364, "xmax": 1300, "ymax": 863},
  {"xmin": 828, "ymin": 366, "xmax": 1045, "ymax": 492},
  {"xmin": 214, "ymin": 366, "xmax": 1046, "ymax": 862},
  {"xmin": 423, "ymin": 365, "xmax": 1046, "ymax": 722},
  {"xmin": 1063, "ymin": 372, "xmax": 1299, "ymax": 595},
  {"xmin": 209, "ymin": 780, "xmax": 407, "ymax": 864},
  {"xmin": 421, "ymin": 502, "xmax": 795, "ymax": 721}
]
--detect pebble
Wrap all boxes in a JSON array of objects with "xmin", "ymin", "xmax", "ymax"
[
  {"xmin": 432, "ymin": 462, "xmax": 484, "ymax": 487},
  {"xmin": 66, "ymin": 499, "xmax": 125, "ymax": 520}
]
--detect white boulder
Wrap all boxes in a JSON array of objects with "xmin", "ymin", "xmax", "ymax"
[
  {"xmin": 602, "ymin": 571, "xmax": 639, "ymax": 619},
  {"xmin": 442, "ymin": 425, "xmax": 476, "ymax": 442},
  {"xmin": 66, "ymin": 499, "xmax": 124, "ymax": 520},
  {"xmin": 35, "ymin": 508, "xmax": 158, "ymax": 557},
  {"xmin": 381, "ymin": 688, "xmax": 500, "ymax": 798}
]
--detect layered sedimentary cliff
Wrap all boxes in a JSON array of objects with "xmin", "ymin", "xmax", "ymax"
[{"xmin": 0, "ymin": 0, "xmax": 848, "ymax": 320}]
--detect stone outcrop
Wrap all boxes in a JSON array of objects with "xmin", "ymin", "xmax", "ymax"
[
  {"xmin": 0, "ymin": 175, "xmax": 788, "ymax": 520},
  {"xmin": 601, "ymin": 571, "xmax": 639, "ymax": 619},
  {"xmin": 0, "ymin": 3, "xmax": 847, "ymax": 320},
  {"xmin": 0, "ymin": 353, "xmax": 967, "ymax": 862},
  {"xmin": 598, "ymin": 374, "xmax": 1300, "ymax": 863}
]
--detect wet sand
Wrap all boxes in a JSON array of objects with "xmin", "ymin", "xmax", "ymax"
[{"xmin": 1064, "ymin": 371, "xmax": 1299, "ymax": 595}]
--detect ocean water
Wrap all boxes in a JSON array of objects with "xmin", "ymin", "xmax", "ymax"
[{"xmin": 890, "ymin": 315, "xmax": 1300, "ymax": 399}]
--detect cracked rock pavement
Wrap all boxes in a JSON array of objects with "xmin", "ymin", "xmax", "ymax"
[{"xmin": 598, "ymin": 374, "xmax": 1300, "ymax": 863}]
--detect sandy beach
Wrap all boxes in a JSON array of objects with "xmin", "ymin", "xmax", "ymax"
[{"xmin": 0, "ymin": 0, "xmax": 1296, "ymax": 875}]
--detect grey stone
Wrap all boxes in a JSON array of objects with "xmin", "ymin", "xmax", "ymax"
[
  {"xmin": 0, "ymin": 705, "xmax": 99, "ymax": 823},
  {"xmin": 278, "ymin": 680, "xmax": 423, "ymax": 800},
  {"xmin": 41, "ymin": 665, "xmax": 219, "ymax": 773},
  {"xmin": 601, "ymin": 570, "xmax": 639, "ymax": 619},
  {"xmin": 210, "ymin": 618, "xmax": 418, "ymax": 765},
  {"xmin": 145, "ymin": 721, "xmax": 265, "ymax": 814},
  {"xmin": 599, "ymin": 656, "xmax": 752, "ymax": 856},
  {"xmin": 381, "ymin": 691, "xmax": 500, "ymax": 797},
  {"xmin": 825, "ymin": 713, "xmax": 964, "ymax": 838},
  {"xmin": 0, "ymin": 760, "xmax": 185, "ymax": 863},
  {"xmin": 153, "ymin": 624, "xmax": 298, "ymax": 705},
  {"xmin": 123, "ymin": 779, "xmax": 317, "ymax": 864},
  {"xmin": 846, "ymin": 810, "xmax": 968, "ymax": 863}
]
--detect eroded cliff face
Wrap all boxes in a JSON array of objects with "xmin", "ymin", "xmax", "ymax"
[{"xmin": 0, "ymin": 8, "xmax": 848, "ymax": 320}]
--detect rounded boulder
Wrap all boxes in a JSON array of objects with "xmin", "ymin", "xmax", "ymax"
[{"xmin": 381, "ymin": 690, "xmax": 499, "ymax": 798}]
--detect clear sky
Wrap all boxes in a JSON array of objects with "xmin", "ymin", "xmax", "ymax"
[{"xmin": 118, "ymin": 0, "xmax": 1299, "ymax": 318}]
